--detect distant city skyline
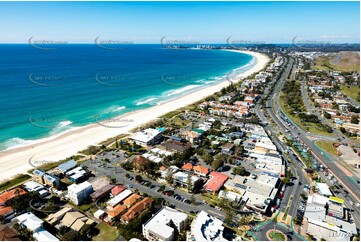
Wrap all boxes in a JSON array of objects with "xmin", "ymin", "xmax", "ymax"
[{"xmin": 0, "ymin": 1, "xmax": 359, "ymax": 44}]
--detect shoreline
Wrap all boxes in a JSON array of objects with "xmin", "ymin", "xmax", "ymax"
[{"xmin": 0, "ymin": 50, "xmax": 270, "ymax": 182}]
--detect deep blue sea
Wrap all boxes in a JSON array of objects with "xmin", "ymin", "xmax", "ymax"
[{"xmin": 0, "ymin": 44, "xmax": 254, "ymax": 151}]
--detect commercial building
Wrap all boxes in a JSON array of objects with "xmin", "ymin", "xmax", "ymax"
[
  {"xmin": 304, "ymin": 194, "xmax": 357, "ymax": 241},
  {"xmin": 224, "ymin": 172, "xmax": 280, "ymax": 213},
  {"xmin": 143, "ymin": 206, "xmax": 188, "ymax": 241},
  {"xmin": 67, "ymin": 181, "xmax": 93, "ymax": 205},
  {"xmin": 316, "ymin": 182, "xmax": 333, "ymax": 197},
  {"xmin": 187, "ymin": 211, "xmax": 227, "ymax": 241}
]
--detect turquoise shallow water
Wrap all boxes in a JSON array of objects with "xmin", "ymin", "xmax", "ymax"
[{"xmin": 0, "ymin": 44, "xmax": 254, "ymax": 151}]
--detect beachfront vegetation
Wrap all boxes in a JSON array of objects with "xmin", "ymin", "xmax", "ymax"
[{"xmin": 0, "ymin": 174, "xmax": 30, "ymax": 192}]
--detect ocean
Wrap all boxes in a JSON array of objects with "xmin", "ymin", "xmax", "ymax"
[{"xmin": 0, "ymin": 44, "xmax": 254, "ymax": 151}]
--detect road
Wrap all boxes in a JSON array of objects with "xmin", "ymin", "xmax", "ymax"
[
  {"xmin": 250, "ymin": 220, "xmax": 303, "ymax": 241},
  {"xmin": 261, "ymin": 55, "xmax": 360, "ymax": 228},
  {"xmin": 82, "ymin": 157, "xmax": 226, "ymax": 220},
  {"xmin": 254, "ymin": 56, "xmax": 309, "ymax": 220},
  {"xmin": 300, "ymin": 78, "xmax": 346, "ymax": 141}
]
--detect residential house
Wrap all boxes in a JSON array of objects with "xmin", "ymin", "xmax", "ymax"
[
  {"xmin": 121, "ymin": 197, "xmax": 153, "ymax": 223},
  {"xmin": 203, "ymin": 172, "xmax": 229, "ymax": 194},
  {"xmin": 67, "ymin": 181, "xmax": 93, "ymax": 205}
]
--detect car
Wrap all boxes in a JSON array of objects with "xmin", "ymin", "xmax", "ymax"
[
  {"xmin": 356, "ymin": 203, "xmax": 360, "ymax": 208},
  {"xmin": 349, "ymin": 201, "xmax": 354, "ymax": 206},
  {"xmin": 128, "ymin": 184, "xmax": 133, "ymax": 188}
]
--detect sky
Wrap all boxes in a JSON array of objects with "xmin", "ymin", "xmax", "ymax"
[{"xmin": 0, "ymin": 1, "xmax": 359, "ymax": 44}]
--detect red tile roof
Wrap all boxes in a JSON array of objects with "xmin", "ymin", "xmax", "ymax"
[
  {"xmin": 182, "ymin": 163, "xmax": 193, "ymax": 171},
  {"xmin": 111, "ymin": 185, "xmax": 127, "ymax": 196},
  {"xmin": 107, "ymin": 204, "xmax": 127, "ymax": 218},
  {"xmin": 0, "ymin": 206, "xmax": 13, "ymax": 217},
  {"xmin": 0, "ymin": 188, "xmax": 26, "ymax": 205},
  {"xmin": 203, "ymin": 172, "xmax": 229, "ymax": 192},
  {"xmin": 193, "ymin": 165, "xmax": 209, "ymax": 175},
  {"xmin": 123, "ymin": 194, "xmax": 141, "ymax": 207},
  {"xmin": 0, "ymin": 226, "xmax": 20, "ymax": 241},
  {"xmin": 121, "ymin": 197, "xmax": 153, "ymax": 222}
]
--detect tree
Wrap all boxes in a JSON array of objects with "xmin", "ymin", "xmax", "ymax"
[
  {"xmin": 323, "ymin": 112, "xmax": 331, "ymax": 119},
  {"xmin": 135, "ymin": 175, "xmax": 142, "ymax": 183},
  {"xmin": 351, "ymin": 115, "xmax": 359, "ymax": 124},
  {"xmin": 80, "ymin": 224, "xmax": 94, "ymax": 240},
  {"xmin": 59, "ymin": 226, "xmax": 69, "ymax": 235},
  {"xmin": 187, "ymin": 172, "xmax": 192, "ymax": 192},
  {"xmin": 233, "ymin": 166, "xmax": 247, "ymax": 176},
  {"xmin": 201, "ymin": 153, "xmax": 213, "ymax": 164},
  {"xmin": 62, "ymin": 231, "xmax": 81, "ymax": 241},
  {"xmin": 125, "ymin": 173, "xmax": 130, "ymax": 178},
  {"xmin": 165, "ymin": 173, "xmax": 174, "ymax": 185},
  {"xmin": 224, "ymin": 209, "xmax": 234, "ymax": 227},
  {"xmin": 211, "ymin": 159, "xmax": 224, "ymax": 171},
  {"xmin": 190, "ymin": 195, "xmax": 196, "ymax": 205},
  {"xmin": 282, "ymin": 177, "xmax": 290, "ymax": 185}
]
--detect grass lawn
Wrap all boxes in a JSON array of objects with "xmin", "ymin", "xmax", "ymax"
[
  {"xmin": 340, "ymin": 85, "xmax": 360, "ymax": 102},
  {"xmin": 269, "ymin": 231, "xmax": 286, "ymax": 241},
  {"xmin": 279, "ymin": 96, "xmax": 334, "ymax": 137},
  {"xmin": 313, "ymin": 53, "xmax": 360, "ymax": 73},
  {"xmin": 200, "ymin": 193, "xmax": 221, "ymax": 207},
  {"xmin": 315, "ymin": 140, "xmax": 338, "ymax": 156},
  {"xmin": 92, "ymin": 222, "xmax": 119, "ymax": 241}
]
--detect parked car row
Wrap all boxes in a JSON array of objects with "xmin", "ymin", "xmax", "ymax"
[{"xmin": 297, "ymin": 200, "xmax": 306, "ymax": 221}]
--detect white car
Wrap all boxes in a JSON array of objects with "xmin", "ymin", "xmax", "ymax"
[
  {"xmin": 349, "ymin": 201, "xmax": 354, "ymax": 206},
  {"xmin": 356, "ymin": 203, "xmax": 360, "ymax": 208}
]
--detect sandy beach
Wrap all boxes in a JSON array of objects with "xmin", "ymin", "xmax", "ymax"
[{"xmin": 0, "ymin": 50, "xmax": 269, "ymax": 182}]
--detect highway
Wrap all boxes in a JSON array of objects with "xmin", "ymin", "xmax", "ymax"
[
  {"xmin": 257, "ymin": 54, "xmax": 360, "ymax": 228},
  {"xmin": 254, "ymin": 56, "xmax": 309, "ymax": 220}
]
